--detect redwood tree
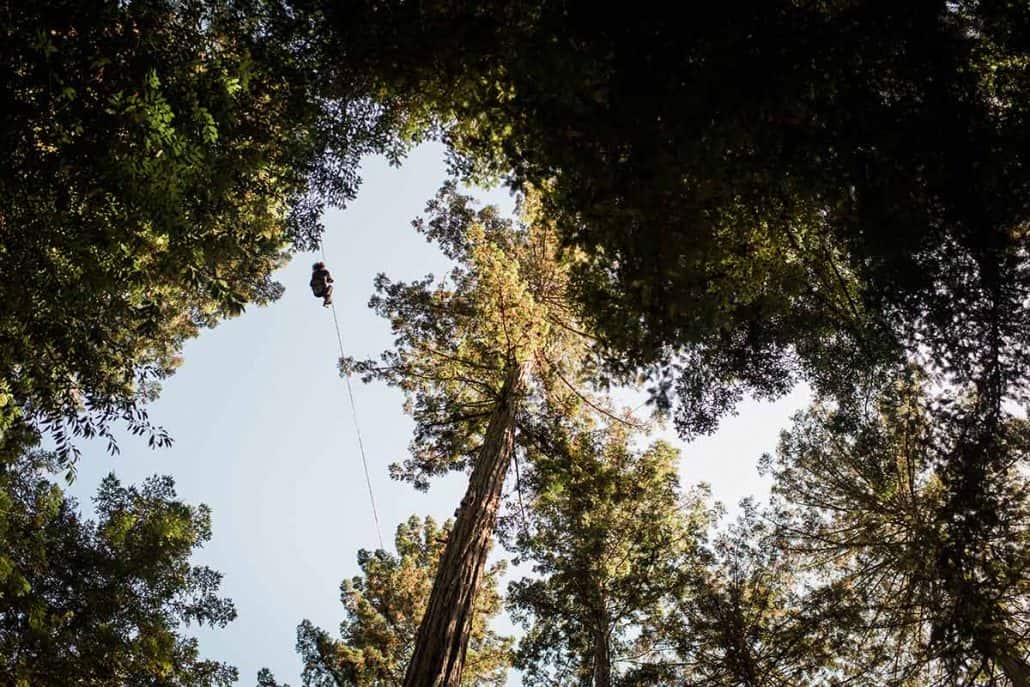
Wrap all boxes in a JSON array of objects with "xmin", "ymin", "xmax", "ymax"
[
  {"xmin": 351, "ymin": 182, "xmax": 596, "ymax": 686},
  {"xmin": 260, "ymin": 516, "xmax": 510, "ymax": 687}
]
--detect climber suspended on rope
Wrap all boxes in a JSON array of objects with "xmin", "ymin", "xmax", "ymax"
[
  {"xmin": 311, "ymin": 249, "xmax": 384, "ymax": 547},
  {"xmin": 310, "ymin": 261, "xmax": 334, "ymax": 307}
]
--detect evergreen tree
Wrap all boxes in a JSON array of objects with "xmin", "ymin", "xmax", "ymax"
[
  {"xmin": 318, "ymin": 9, "xmax": 1030, "ymax": 680},
  {"xmin": 766, "ymin": 375, "xmax": 1030, "ymax": 685},
  {"xmin": 286, "ymin": 516, "xmax": 510, "ymax": 687},
  {"xmin": 506, "ymin": 427, "xmax": 711, "ymax": 687},
  {"xmin": 671, "ymin": 506, "xmax": 859, "ymax": 687},
  {"xmin": 314, "ymin": 0, "xmax": 1030, "ymax": 436},
  {"xmin": 351, "ymin": 182, "xmax": 596, "ymax": 686}
]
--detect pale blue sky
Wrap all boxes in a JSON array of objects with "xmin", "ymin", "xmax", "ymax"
[{"xmin": 64, "ymin": 143, "xmax": 810, "ymax": 685}]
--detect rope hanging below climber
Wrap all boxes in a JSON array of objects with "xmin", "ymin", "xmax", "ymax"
[{"xmin": 310, "ymin": 252, "xmax": 384, "ymax": 549}]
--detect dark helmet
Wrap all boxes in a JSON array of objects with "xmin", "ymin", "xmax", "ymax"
[{"xmin": 312, "ymin": 261, "xmax": 326, "ymax": 271}]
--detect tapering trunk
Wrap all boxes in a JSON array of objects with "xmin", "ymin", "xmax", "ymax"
[
  {"xmin": 402, "ymin": 363, "xmax": 528, "ymax": 687},
  {"xmin": 998, "ymin": 649, "xmax": 1030, "ymax": 687},
  {"xmin": 592, "ymin": 610, "xmax": 612, "ymax": 687}
]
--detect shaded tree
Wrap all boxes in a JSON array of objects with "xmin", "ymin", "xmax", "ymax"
[
  {"xmin": 0, "ymin": 0, "xmax": 400, "ymax": 456},
  {"xmin": 318, "ymin": 12, "xmax": 1030, "ymax": 682},
  {"xmin": 315, "ymin": 0, "xmax": 1030, "ymax": 436},
  {"xmin": 670, "ymin": 505, "xmax": 860, "ymax": 687},
  {"xmin": 765, "ymin": 375, "xmax": 1030, "ymax": 685}
]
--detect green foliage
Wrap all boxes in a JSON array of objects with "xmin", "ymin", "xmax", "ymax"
[
  {"xmin": 258, "ymin": 668, "xmax": 290, "ymax": 687},
  {"xmin": 671, "ymin": 506, "xmax": 859, "ymax": 687},
  {"xmin": 347, "ymin": 182, "xmax": 616, "ymax": 685},
  {"xmin": 284, "ymin": 516, "xmax": 511, "ymax": 687},
  {"xmin": 0, "ymin": 0, "xmax": 401, "ymax": 458},
  {"xmin": 318, "ymin": 0, "xmax": 1030, "ymax": 437},
  {"xmin": 319, "ymin": 13, "xmax": 1030, "ymax": 681},
  {"xmin": 506, "ymin": 426, "xmax": 712, "ymax": 686},
  {"xmin": 350, "ymin": 182, "xmax": 594, "ymax": 489},
  {"xmin": 5, "ymin": 5, "xmax": 1027, "ymax": 687},
  {"xmin": 765, "ymin": 375, "xmax": 1030, "ymax": 685},
  {"xmin": 0, "ymin": 445, "xmax": 236, "ymax": 685}
]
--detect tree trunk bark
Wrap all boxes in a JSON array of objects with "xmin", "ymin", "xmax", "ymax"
[
  {"xmin": 402, "ymin": 363, "xmax": 528, "ymax": 687},
  {"xmin": 592, "ymin": 608, "xmax": 612, "ymax": 687},
  {"xmin": 998, "ymin": 649, "xmax": 1030, "ymax": 687}
]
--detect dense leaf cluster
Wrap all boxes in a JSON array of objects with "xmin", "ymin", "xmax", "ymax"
[
  {"xmin": 0, "ymin": 0, "xmax": 401, "ymax": 457},
  {"xmin": 317, "ymin": 0, "xmax": 1030, "ymax": 434},
  {"xmin": 0, "ymin": 442, "xmax": 235, "ymax": 686},
  {"xmin": 5, "ymin": 2, "xmax": 1030, "ymax": 686}
]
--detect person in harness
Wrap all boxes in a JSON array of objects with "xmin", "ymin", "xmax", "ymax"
[{"xmin": 310, "ymin": 262, "xmax": 334, "ymax": 307}]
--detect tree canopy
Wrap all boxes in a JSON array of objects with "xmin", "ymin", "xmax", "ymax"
[
  {"xmin": 0, "ymin": 0, "xmax": 401, "ymax": 456},
  {"xmin": 672, "ymin": 506, "xmax": 859, "ymax": 687},
  {"xmin": 507, "ymin": 427, "xmax": 712, "ymax": 687},
  {"xmin": 317, "ymin": 0, "xmax": 1030, "ymax": 434},
  {"xmin": 766, "ymin": 374, "xmax": 1030, "ymax": 685},
  {"xmin": 6, "ymin": 3, "xmax": 1030, "ymax": 686},
  {"xmin": 0, "ymin": 450, "xmax": 235, "ymax": 686},
  {"xmin": 352, "ymin": 181, "xmax": 592, "ymax": 489}
]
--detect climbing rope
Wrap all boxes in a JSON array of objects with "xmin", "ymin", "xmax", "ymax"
[{"xmin": 319, "ymin": 244, "xmax": 386, "ymax": 550}]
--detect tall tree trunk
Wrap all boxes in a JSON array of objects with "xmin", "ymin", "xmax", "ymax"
[
  {"xmin": 403, "ymin": 363, "xmax": 528, "ymax": 687},
  {"xmin": 592, "ymin": 608, "xmax": 612, "ymax": 687},
  {"xmin": 998, "ymin": 648, "xmax": 1030, "ymax": 687}
]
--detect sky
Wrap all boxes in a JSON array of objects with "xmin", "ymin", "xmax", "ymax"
[{"xmin": 64, "ymin": 142, "xmax": 811, "ymax": 685}]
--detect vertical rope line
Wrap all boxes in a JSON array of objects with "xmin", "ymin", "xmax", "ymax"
[{"xmin": 319, "ymin": 244, "xmax": 385, "ymax": 549}]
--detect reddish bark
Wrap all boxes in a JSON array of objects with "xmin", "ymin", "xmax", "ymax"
[{"xmin": 402, "ymin": 363, "xmax": 528, "ymax": 687}]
